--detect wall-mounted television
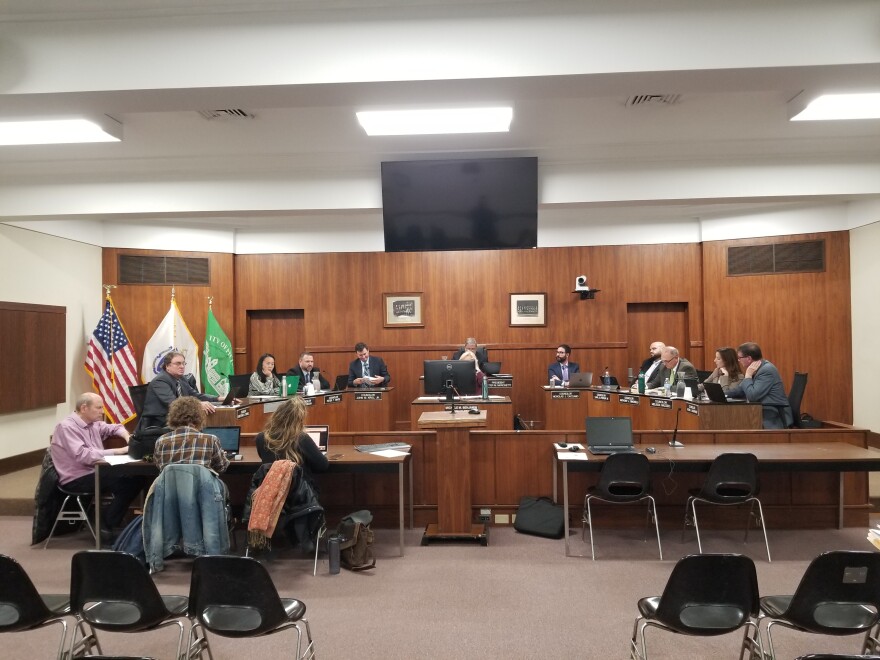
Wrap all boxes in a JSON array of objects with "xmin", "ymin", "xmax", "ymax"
[{"xmin": 381, "ymin": 157, "xmax": 538, "ymax": 252}]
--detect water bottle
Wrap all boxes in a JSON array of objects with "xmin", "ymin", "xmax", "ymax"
[
  {"xmin": 603, "ymin": 367, "xmax": 611, "ymax": 388},
  {"xmin": 675, "ymin": 378, "xmax": 686, "ymax": 398},
  {"xmin": 638, "ymin": 370, "xmax": 646, "ymax": 394},
  {"xmin": 481, "ymin": 375, "xmax": 489, "ymax": 399},
  {"xmin": 328, "ymin": 535, "xmax": 340, "ymax": 575},
  {"xmin": 281, "ymin": 375, "xmax": 288, "ymax": 397},
  {"xmin": 663, "ymin": 377, "xmax": 671, "ymax": 398},
  {"xmin": 312, "ymin": 372, "xmax": 321, "ymax": 393}
]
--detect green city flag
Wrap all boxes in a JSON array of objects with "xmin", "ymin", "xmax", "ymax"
[{"xmin": 202, "ymin": 309, "xmax": 234, "ymax": 397}]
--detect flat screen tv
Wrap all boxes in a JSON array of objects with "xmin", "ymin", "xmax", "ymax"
[
  {"xmin": 423, "ymin": 359, "xmax": 478, "ymax": 396},
  {"xmin": 381, "ymin": 157, "xmax": 538, "ymax": 252}
]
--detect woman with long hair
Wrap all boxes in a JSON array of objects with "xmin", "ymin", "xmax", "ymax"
[
  {"xmin": 704, "ymin": 346, "xmax": 745, "ymax": 392},
  {"xmin": 255, "ymin": 396, "xmax": 328, "ymax": 485},
  {"xmin": 248, "ymin": 352, "xmax": 282, "ymax": 396}
]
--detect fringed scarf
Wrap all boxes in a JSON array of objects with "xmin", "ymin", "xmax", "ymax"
[{"xmin": 247, "ymin": 459, "xmax": 295, "ymax": 549}]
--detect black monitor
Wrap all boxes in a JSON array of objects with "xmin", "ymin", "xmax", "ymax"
[{"xmin": 423, "ymin": 360, "xmax": 477, "ymax": 396}]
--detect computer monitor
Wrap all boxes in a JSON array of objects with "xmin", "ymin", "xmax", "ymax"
[{"xmin": 423, "ymin": 359, "xmax": 477, "ymax": 396}]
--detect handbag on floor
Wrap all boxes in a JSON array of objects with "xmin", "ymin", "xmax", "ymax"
[{"xmin": 514, "ymin": 496, "xmax": 564, "ymax": 539}]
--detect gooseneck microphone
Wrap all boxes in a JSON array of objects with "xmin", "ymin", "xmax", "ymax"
[{"xmin": 668, "ymin": 408, "xmax": 684, "ymax": 447}]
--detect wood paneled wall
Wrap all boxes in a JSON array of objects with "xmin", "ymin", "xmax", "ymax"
[{"xmin": 102, "ymin": 232, "xmax": 852, "ymax": 429}]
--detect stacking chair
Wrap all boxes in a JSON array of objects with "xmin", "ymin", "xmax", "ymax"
[
  {"xmin": 751, "ymin": 551, "xmax": 880, "ymax": 660},
  {"xmin": 0, "ymin": 554, "xmax": 82, "ymax": 659},
  {"xmin": 187, "ymin": 555, "xmax": 316, "ymax": 660},
  {"xmin": 582, "ymin": 452, "xmax": 662, "ymax": 560},
  {"xmin": 788, "ymin": 371, "xmax": 809, "ymax": 428},
  {"xmin": 68, "ymin": 550, "xmax": 206, "ymax": 660},
  {"xmin": 682, "ymin": 452, "xmax": 771, "ymax": 562},
  {"xmin": 44, "ymin": 483, "xmax": 97, "ymax": 548},
  {"xmin": 630, "ymin": 553, "xmax": 763, "ymax": 660}
]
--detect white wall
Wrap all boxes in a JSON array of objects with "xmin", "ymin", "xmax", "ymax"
[
  {"xmin": 851, "ymin": 219, "xmax": 880, "ymax": 433},
  {"xmin": 0, "ymin": 224, "xmax": 101, "ymax": 460}
]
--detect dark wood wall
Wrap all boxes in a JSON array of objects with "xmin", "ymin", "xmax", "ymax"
[{"xmin": 101, "ymin": 231, "xmax": 851, "ymax": 429}]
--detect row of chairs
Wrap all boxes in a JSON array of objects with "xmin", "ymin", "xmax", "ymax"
[
  {"xmin": 584, "ymin": 452, "xmax": 771, "ymax": 561},
  {"xmin": 0, "ymin": 551, "xmax": 315, "ymax": 659},
  {"xmin": 631, "ymin": 551, "xmax": 880, "ymax": 660}
]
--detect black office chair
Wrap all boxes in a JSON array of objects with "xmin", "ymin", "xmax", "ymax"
[
  {"xmin": 582, "ymin": 452, "xmax": 662, "ymax": 560},
  {"xmin": 67, "ymin": 550, "xmax": 205, "ymax": 660},
  {"xmin": 682, "ymin": 452, "xmax": 771, "ymax": 562},
  {"xmin": 753, "ymin": 551, "xmax": 880, "ymax": 660},
  {"xmin": 43, "ymin": 483, "xmax": 97, "ymax": 548},
  {"xmin": 630, "ymin": 553, "xmax": 763, "ymax": 660},
  {"xmin": 128, "ymin": 384, "xmax": 149, "ymax": 419},
  {"xmin": 788, "ymin": 371, "xmax": 809, "ymax": 428},
  {"xmin": 187, "ymin": 555, "xmax": 316, "ymax": 660},
  {"xmin": 0, "ymin": 554, "xmax": 83, "ymax": 660}
]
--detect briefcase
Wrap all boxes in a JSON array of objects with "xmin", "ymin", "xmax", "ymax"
[
  {"xmin": 128, "ymin": 426, "xmax": 170, "ymax": 460},
  {"xmin": 513, "ymin": 496, "xmax": 565, "ymax": 539}
]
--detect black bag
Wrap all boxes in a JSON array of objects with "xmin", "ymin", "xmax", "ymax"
[
  {"xmin": 336, "ymin": 510, "xmax": 375, "ymax": 571},
  {"xmin": 514, "ymin": 496, "xmax": 564, "ymax": 539},
  {"xmin": 128, "ymin": 426, "xmax": 170, "ymax": 459}
]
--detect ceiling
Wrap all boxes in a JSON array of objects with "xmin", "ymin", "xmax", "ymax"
[{"xmin": 1, "ymin": 0, "xmax": 879, "ymax": 230}]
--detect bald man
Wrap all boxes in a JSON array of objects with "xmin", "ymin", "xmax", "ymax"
[{"xmin": 639, "ymin": 341, "xmax": 666, "ymax": 385}]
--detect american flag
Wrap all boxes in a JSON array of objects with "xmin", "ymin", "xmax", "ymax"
[{"xmin": 84, "ymin": 297, "xmax": 139, "ymax": 424}]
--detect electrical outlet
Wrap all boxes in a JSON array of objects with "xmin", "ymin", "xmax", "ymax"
[
  {"xmin": 478, "ymin": 508, "xmax": 491, "ymax": 523},
  {"xmin": 494, "ymin": 513, "xmax": 510, "ymax": 524}
]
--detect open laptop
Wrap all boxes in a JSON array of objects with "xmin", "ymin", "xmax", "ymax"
[
  {"xmin": 586, "ymin": 416, "xmax": 636, "ymax": 455},
  {"xmin": 333, "ymin": 374, "xmax": 349, "ymax": 391},
  {"xmin": 203, "ymin": 426, "xmax": 241, "ymax": 457},
  {"xmin": 703, "ymin": 381, "xmax": 746, "ymax": 404},
  {"xmin": 303, "ymin": 424, "xmax": 330, "ymax": 453},
  {"xmin": 568, "ymin": 371, "xmax": 593, "ymax": 388}
]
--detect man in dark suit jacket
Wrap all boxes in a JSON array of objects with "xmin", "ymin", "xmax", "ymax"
[
  {"xmin": 287, "ymin": 351, "xmax": 331, "ymax": 391},
  {"xmin": 646, "ymin": 346, "xmax": 698, "ymax": 389},
  {"xmin": 139, "ymin": 351, "xmax": 219, "ymax": 430},
  {"xmin": 347, "ymin": 342, "xmax": 391, "ymax": 387},
  {"xmin": 548, "ymin": 344, "xmax": 580, "ymax": 386},
  {"xmin": 452, "ymin": 337, "xmax": 488, "ymax": 366}
]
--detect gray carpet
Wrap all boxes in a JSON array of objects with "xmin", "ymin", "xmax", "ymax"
[{"xmin": 2, "ymin": 515, "xmax": 878, "ymax": 659}]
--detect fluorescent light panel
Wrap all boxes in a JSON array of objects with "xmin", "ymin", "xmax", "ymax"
[
  {"xmin": 356, "ymin": 107, "xmax": 513, "ymax": 136},
  {"xmin": 790, "ymin": 93, "xmax": 880, "ymax": 121},
  {"xmin": 0, "ymin": 118, "xmax": 122, "ymax": 145}
]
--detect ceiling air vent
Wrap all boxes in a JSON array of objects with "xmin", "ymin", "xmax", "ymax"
[
  {"xmin": 197, "ymin": 109, "xmax": 256, "ymax": 120},
  {"xmin": 727, "ymin": 240, "xmax": 825, "ymax": 276},
  {"xmin": 625, "ymin": 94, "xmax": 681, "ymax": 107}
]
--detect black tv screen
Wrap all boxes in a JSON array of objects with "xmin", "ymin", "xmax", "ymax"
[{"xmin": 381, "ymin": 157, "xmax": 538, "ymax": 252}]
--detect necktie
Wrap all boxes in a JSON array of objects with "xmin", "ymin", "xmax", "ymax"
[
  {"xmin": 562, "ymin": 365, "xmax": 568, "ymax": 381},
  {"xmin": 176, "ymin": 381, "xmax": 182, "ymax": 397},
  {"xmin": 362, "ymin": 361, "xmax": 370, "ymax": 378},
  {"xmin": 669, "ymin": 368, "xmax": 676, "ymax": 385}
]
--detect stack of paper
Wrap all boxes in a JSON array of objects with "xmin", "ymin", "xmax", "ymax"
[{"xmin": 867, "ymin": 525, "xmax": 880, "ymax": 551}]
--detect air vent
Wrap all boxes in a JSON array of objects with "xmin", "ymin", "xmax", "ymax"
[
  {"xmin": 625, "ymin": 94, "xmax": 681, "ymax": 107},
  {"xmin": 119, "ymin": 255, "xmax": 210, "ymax": 285},
  {"xmin": 727, "ymin": 240, "xmax": 824, "ymax": 276},
  {"xmin": 197, "ymin": 109, "xmax": 256, "ymax": 120}
]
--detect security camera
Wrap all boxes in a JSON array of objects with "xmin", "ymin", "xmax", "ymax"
[{"xmin": 575, "ymin": 275, "xmax": 589, "ymax": 292}]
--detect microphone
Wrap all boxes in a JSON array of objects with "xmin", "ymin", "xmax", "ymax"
[{"xmin": 669, "ymin": 408, "xmax": 684, "ymax": 447}]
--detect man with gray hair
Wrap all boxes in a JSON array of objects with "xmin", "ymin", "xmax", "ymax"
[
  {"xmin": 139, "ymin": 350, "xmax": 219, "ymax": 430},
  {"xmin": 50, "ymin": 393, "xmax": 144, "ymax": 539},
  {"xmin": 647, "ymin": 346, "xmax": 698, "ymax": 389},
  {"xmin": 453, "ymin": 337, "xmax": 489, "ymax": 365}
]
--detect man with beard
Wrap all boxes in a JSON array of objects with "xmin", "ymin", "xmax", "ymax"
[{"xmin": 548, "ymin": 344, "xmax": 580, "ymax": 387}]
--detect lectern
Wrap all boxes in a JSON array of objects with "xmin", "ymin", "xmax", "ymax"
[{"xmin": 417, "ymin": 410, "xmax": 488, "ymax": 545}]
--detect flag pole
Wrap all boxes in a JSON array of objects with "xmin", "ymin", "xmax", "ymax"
[{"xmin": 102, "ymin": 284, "xmax": 117, "ymax": 423}]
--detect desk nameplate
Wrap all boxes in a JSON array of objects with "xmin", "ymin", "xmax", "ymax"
[
  {"xmin": 235, "ymin": 407, "xmax": 250, "ymax": 419},
  {"xmin": 552, "ymin": 390, "xmax": 580, "ymax": 400},
  {"xmin": 487, "ymin": 377, "xmax": 512, "ymax": 388},
  {"xmin": 592, "ymin": 391, "xmax": 611, "ymax": 402},
  {"xmin": 686, "ymin": 403, "xmax": 699, "ymax": 415},
  {"xmin": 650, "ymin": 398, "xmax": 672, "ymax": 409},
  {"xmin": 324, "ymin": 393, "xmax": 343, "ymax": 404},
  {"xmin": 355, "ymin": 391, "xmax": 383, "ymax": 401},
  {"xmin": 618, "ymin": 394, "xmax": 640, "ymax": 406}
]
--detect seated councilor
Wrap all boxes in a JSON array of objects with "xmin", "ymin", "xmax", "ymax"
[
  {"xmin": 249, "ymin": 352, "xmax": 281, "ymax": 396},
  {"xmin": 453, "ymin": 337, "xmax": 488, "ymax": 366},
  {"xmin": 154, "ymin": 396, "xmax": 230, "ymax": 474},
  {"xmin": 703, "ymin": 346, "xmax": 745, "ymax": 392},
  {"xmin": 139, "ymin": 351, "xmax": 219, "ymax": 430}
]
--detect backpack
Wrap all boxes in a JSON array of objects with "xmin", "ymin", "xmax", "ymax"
[{"xmin": 336, "ymin": 510, "xmax": 375, "ymax": 571}]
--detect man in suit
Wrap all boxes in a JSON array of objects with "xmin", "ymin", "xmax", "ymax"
[
  {"xmin": 726, "ymin": 342, "xmax": 793, "ymax": 429},
  {"xmin": 287, "ymin": 351, "xmax": 331, "ymax": 391},
  {"xmin": 548, "ymin": 344, "xmax": 580, "ymax": 386},
  {"xmin": 139, "ymin": 351, "xmax": 219, "ymax": 430},
  {"xmin": 453, "ymin": 337, "xmax": 488, "ymax": 366},
  {"xmin": 639, "ymin": 341, "xmax": 666, "ymax": 385},
  {"xmin": 347, "ymin": 342, "xmax": 391, "ymax": 387},
  {"xmin": 647, "ymin": 346, "xmax": 698, "ymax": 389}
]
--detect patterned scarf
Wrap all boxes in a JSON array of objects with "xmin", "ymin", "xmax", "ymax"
[{"xmin": 247, "ymin": 459, "xmax": 294, "ymax": 549}]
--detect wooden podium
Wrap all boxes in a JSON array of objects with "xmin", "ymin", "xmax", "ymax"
[{"xmin": 417, "ymin": 410, "xmax": 488, "ymax": 546}]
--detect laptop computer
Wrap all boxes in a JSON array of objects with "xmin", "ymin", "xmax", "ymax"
[
  {"xmin": 333, "ymin": 374, "xmax": 349, "ymax": 391},
  {"xmin": 568, "ymin": 371, "xmax": 593, "ymax": 388},
  {"xmin": 586, "ymin": 416, "xmax": 636, "ymax": 455},
  {"xmin": 303, "ymin": 424, "xmax": 330, "ymax": 453},
  {"xmin": 203, "ymin": 426, "xmax": 241, "ymax": 457},
  {"xmin": 703, "ymin": 381, "xmax": 746, "ymax": 404}
]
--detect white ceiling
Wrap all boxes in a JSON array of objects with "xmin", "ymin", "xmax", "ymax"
[{"xmin": 1, "ymin": 0, "xmax": 879, "ymax": 234}]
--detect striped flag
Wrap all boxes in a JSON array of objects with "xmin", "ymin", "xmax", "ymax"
[{"xmin": 84, "ymin": 296, "xmax": 139, "ymax": 424}]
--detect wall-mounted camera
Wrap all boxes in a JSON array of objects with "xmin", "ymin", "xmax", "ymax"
[{"xmin": 573, "ymin": 274, "xmax": 600, "ymax": 300}]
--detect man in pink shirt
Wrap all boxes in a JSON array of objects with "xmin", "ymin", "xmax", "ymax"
[{"xmin": 50, "ymin": 392, "xmax": 144, "ymax": 537}]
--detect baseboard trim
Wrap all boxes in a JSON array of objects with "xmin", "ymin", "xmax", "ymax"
[{"xmin": 0, "ymin": 449, "xmax": 43, "ymax": 476}]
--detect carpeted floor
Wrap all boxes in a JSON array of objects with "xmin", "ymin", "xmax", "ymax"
[{"xmin": 2, "ymin": 513, "xmax": 879, "ymax": 659}]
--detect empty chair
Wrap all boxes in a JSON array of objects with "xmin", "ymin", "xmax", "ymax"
[
  {"xmin": 68, "ymin": 550, "xmax": 206, "ymax": 660},
  {"xmin": 581, "ymin": 452, "xmax": 662, "ymax": 560},
  {"xmin": 630, "ymin": 553, "xmax": 763, "ymax": 660},
  {"xmin": 0, "ymin": 554, "xmax": 82, "ymax": 660},
  {"xmin": 788, "ymin": 371, "xmax": 809, "ymax": 428},
  {"xmin": 682, "ymin": 452, "xmax": 771, "ymax": 562},
  {"xmin": 128, "ymin": 384, "xmax": 149, "ymax": 419},
  {"xmin": 44, "ymin": 483, "xmax": 97, "ymax": 548},
  {"xmin": 752, "ymin": 551, "xmax": 880, "ymax": 660},
  {"xmin": 188, "ymin": 555, "xmax": 315, "ymax": 659}
]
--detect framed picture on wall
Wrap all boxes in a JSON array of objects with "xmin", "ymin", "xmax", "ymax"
[
  {"xmin": 384, "ymin": 292, "xmax": 424, "ymax": 328},
  {"xmin": 509, "ymin": 292, "xmax": 546, "ymax": 327}
]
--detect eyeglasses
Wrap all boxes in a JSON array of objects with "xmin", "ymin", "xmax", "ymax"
[
  {"xmin": 170, "ymin": 360, "xmax": 186, "ymax": 366},
  {"xmin": 737, "ymin": 355, "xmax": 750, "ymax": 361}
]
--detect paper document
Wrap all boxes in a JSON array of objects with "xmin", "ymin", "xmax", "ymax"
[
  {"xmin": 103, "ymin": 454, "xmax": 136, "ymax": 466},
  {"xmin": 372, "ymin": 449, "xmax": 409, "ymax": 458},
  {"xmin": 555, "ymin": 443, "xmax": 583, "ymax": 451},
  {"xmin": 557, "ymin": 452, "xmax": 588, "ymax": 461}
]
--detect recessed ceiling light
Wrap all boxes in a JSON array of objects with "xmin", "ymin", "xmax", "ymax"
[
  {"xmin": 0, "ymin": 117, "xmax": 122, "ymax": 145},
  {"xmin": 356, "ymin": 107, "xmax": 513, "ymax": 136},
  {"xmin": 790, "ymin": 93, "xmax": 880, "ymax": 121}
]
